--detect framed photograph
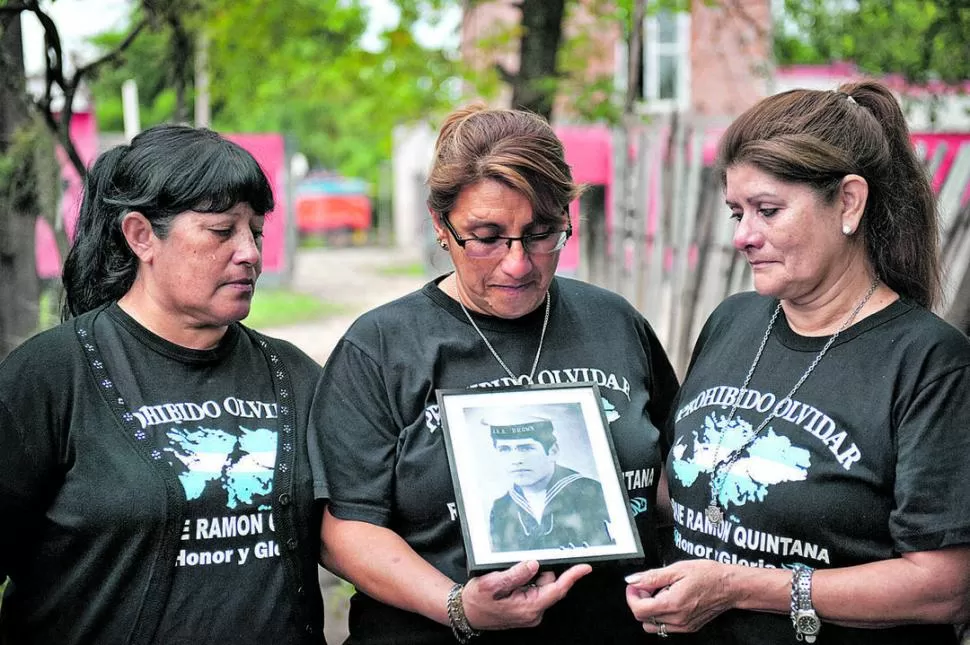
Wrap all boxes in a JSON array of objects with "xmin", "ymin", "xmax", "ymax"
[{"xmin": 436, "ymin": 382, "xmax": 644, "ymax": 573}]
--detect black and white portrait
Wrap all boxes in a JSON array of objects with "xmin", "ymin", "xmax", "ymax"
[{"xmin": 437, "ymin": 384, "xmax": 643, "ymax": 572}]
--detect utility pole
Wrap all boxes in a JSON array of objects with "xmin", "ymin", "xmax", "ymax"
[{"xmin": 195, "ymin": 30, "xmax": 210, "ymax": 128}]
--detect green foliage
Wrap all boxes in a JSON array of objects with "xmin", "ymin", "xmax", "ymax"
[
  {"xmin": 0, "ymin": 118, "xmax": 58, "ymax": 214},
  {"xmin": 243, "ymin": 288, "xmax": 348, "ymax": 330},
  {"xmin": 86, "ymin": 0, "xmax": 463, "ymax": 188},
  {"xmin": 88, "ymin": 15, "xmax": 196, "ymax": 130},
  {"xmin": 776, "ymin": 0, "xmax": 970, "ymax": 84}
]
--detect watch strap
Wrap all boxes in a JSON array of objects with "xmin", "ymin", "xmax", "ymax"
[{"xmin": 790, "ymin": 565, "xmax": 821, "ymax": 642}]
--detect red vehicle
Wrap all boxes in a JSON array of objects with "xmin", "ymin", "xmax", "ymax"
[{"xmin": 295, "ymin": 173, "xmax": 371, "ymax": 238}]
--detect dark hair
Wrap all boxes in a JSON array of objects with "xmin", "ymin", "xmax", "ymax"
[
  {"xmin": 491, "ymin": 433, "xmax": 558, "ymax": 454},
  {"xmin": 61, "ymin": 124, "xmax": 274, "ymax": 319},
  {"xmin": 716, "ymin": 80, "xmax": 940, "ymax": 308},
  {"xmin": 426, "ymin": 104, "xmax": 584, "ymax": 228}
]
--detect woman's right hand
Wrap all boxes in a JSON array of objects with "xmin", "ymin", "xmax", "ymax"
[{"xmin": 460, "ymin": 560, "xmax": 592, "ymax": 630}]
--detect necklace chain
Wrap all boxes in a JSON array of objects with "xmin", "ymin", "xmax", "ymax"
[
  {"xmin": 706, "ymin": 279, "xmax": 880, "ymax": 523},
  {"xmin": 457, "ymin": 292, "xmax": 550, "ymax": 383}
]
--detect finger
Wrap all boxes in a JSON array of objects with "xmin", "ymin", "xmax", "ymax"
[
  {"xmin": 534, "ymin": 564, "xmax": 592, "ymax": 607},
  {"xmin": 625, "ymin": 584, "xmax": 659, "ymax": 622},
  {"xmin": 533, "ymin": 571, "xmax": 556, "ymax": 587},
  {"xmin": 640, "ymin": 619, "xmax": 671, "ymax": 637},
  {"xmin": 625, "ymin": 567, "xmax": 675, "ymax": 594},
  {"xmin": 487, "ymin": 560, "xmax": 541, "ymax": 599},
  {"xmin": 556, "ymin": 563, "xmax": 593, "ymax": 588}
]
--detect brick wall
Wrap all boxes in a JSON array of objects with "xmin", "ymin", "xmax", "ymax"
[
  {"xmin": 689, "ymin": 0, "xmax": 772, "ymax": 116},
  {"xmin": 460, "ymin": 0, "xmax": 773, "ymax": 120}
]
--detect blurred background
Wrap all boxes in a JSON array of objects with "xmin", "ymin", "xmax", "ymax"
[
  {"xmin": 3, "ymin": 0, "xmax": 970, "ymax": 369},
  {"xmin": 1, "ymin": 1, "xmax": 969, "ymax": 642}
]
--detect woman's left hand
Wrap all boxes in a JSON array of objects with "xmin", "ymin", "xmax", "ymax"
[{"xmin": 625, "ymin": 560, "xmax": 739, "ymax": 636}]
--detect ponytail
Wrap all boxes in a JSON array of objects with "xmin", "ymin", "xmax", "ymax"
[
  {"xmin": 840, "ymin": 81, "xmax": 941, "ymax": 309},
  {"xmin": 61, "ymin": 146, "xmax": 138, "ymax": 319}
]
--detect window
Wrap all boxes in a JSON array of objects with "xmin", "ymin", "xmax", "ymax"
[{"xmin": 615, "ymin": 6, "xmax": 691, "ymax": 112}]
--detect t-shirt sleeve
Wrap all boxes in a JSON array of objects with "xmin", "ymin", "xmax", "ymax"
[
  {"xmin": 641, "ymin": 319, "xmax": 680, "ymax": 457},
  {"xmin": 305, "ymin": 372, "xmax": 331, "ymax": 503},
  {"xmin": 890, "ymin": 362, "xmax": 970, "ymax": 552},
  {"xmin": 309, "ymin": 336, "xmax": 399, "ymax": 527},
  {"xmin": 0, "ymin": 391, "xmax": 55, "ymax": 581}
]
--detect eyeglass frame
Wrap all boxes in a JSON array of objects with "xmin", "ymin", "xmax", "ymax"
[{"xmin": 439, "ymin": 213, "xmax": 573, "ymax": 256}]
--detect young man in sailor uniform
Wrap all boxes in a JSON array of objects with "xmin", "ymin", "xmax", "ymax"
[{"xmin": 487, "ymin": 416, "xmax": 615, "ymax": 552}]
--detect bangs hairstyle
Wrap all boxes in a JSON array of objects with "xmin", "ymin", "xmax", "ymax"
[
  {"xmin": 62, "ymin": 124, "xmax": 274, "ymax": 319},
  {"xmin": 427, "ymin": 104, "xmax": 584, "ymax": 227},
  {"xmin": 108, "ymin": 125, "xmax": 274, "ymax": 219}
]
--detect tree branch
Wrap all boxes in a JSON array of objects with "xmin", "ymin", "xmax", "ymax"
[
  {"xmin": 25, "ymin": 4, "xmax": 149, "ymax": 179},
  {"xmin": 495, "ymin": 62, "xmax": 516, "ymax": 85},
  {"xmin": 74, "ymin": 18, "xmax": 148, "ymax": 79},
  {"xmin": 720, "ymin": 0, "xmax": 769, "ymax": 40}
]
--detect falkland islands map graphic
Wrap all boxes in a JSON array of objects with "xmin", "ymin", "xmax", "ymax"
[
  {"xmin": 670, "ymin": 412, "xmax": 811, "ymax": 512},
  {"xmin": 164, "ymin": 425, "xmax": 277, "ymax": 509}
]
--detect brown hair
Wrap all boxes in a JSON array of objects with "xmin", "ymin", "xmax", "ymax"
[
  {"xmin": 716, "ymin": 80, "xmax": 940, "ymax": 308},
  {"xmin": 426, "ymin": 104, "xmax": 584, "ymax": 227}
]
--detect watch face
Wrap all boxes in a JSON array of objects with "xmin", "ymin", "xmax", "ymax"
[{"xmin": 796, "ymin": 614, "xmax": 821, "ymax": 634}]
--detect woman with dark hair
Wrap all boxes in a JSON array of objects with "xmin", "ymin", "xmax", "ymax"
[
  {"xmin": 0, "ymin": 124, "xmax": 326, "ymax": 644},
  {"xmin": 625, "ymin": 81, "xmax": 970, "ymax": 643},
  {"xmin": 311, "ymin": 104, "xmax": 679, "ymax": 644}
]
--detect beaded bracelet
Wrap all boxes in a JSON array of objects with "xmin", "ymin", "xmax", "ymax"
[{"xmin": 446, "ymin": 583, "xmax": 481, "ymax": 643}]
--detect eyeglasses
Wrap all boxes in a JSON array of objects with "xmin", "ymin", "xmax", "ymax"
[{"xmin": 441, "ymin": 215, "xmax": 572, "ymax": 259}]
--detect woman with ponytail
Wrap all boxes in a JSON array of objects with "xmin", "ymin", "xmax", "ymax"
[
  {"xmin": 0, "ymin": 125, "xmax": 326, "ymax": 644},
  {"xmin": 625, "ymin": 80, "xmax": 970, "ymax": 643}
]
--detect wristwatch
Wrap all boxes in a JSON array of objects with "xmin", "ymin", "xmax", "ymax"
[{"xmin": 790, "ymin": 565, "xmax": 821, "ymax": 643}]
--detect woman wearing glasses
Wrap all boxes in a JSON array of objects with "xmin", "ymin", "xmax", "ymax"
[{"xmin": 310, "ymin": 104, "xmax": 680, "ymax": 644}]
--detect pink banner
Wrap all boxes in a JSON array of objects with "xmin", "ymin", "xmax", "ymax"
[{"xmin": 225, "ymin": 133, "xmax": 287, "ymax": 275}]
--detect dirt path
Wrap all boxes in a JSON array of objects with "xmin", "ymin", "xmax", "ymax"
[
  {"xmin": 259, "ymin": 245, "xmax": 432, "ymax": 364},
  {"xmin": 256, "ymin": 245, "xmax": 433, "ymax": 644}
]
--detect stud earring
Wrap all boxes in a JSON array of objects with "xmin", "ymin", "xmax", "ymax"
[
  {"xmin": 842, "ymin": 224, "xmax": 852, "ymax": 235},
  {"xmin": 438, "ymin": 239, "xmax": 449, "ymax": 250}
]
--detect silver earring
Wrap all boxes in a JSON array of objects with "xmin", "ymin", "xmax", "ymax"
[
  {"xmin": 438, "ymin": 239, "xmax": 448, "ymax": 250},
  {"xmin": 842, "ymin": 224, "xmax": 852, "ymax": 235}
]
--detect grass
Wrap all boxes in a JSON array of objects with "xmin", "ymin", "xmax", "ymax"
[
  {"xmin": 377, "ymin": 261, "xmax": 426, "ymax": 278},
  {"xmin": 244, "ymin": 288, "xmax": 348, "ymax": 329},
  {"xmin": 29, "ymin": 286, "xmax": 342, "ymax": 333},
  {"xmin": 37, "ymin": 287, "xmax": 60, "ymax": 333}
]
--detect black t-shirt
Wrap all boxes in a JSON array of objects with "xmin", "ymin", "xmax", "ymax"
[
  {"xmin": 664, "ymin": 293, "xmax": 970, "ymax": 644},
  {"xmin": 97, "ymin": 306, "xmax": 301, "ymax": 643},
  {"xmin": 0, "ymin": 304, "xmax": 325, "ymax": 645},
  {"xmin": 311, "ymin": 276, "xmax": 680, "ymax": 644}
]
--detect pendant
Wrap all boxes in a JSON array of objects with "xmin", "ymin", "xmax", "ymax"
[{"xmin": 705, "ymin": 505, "xmax": 724, "ymax": 525}]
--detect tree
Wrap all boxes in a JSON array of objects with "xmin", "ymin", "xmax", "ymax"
[
  {"xmin": 0, "ymin": 12, "xmax": 40, "ymax": 357},
  {"xmin": 776, "ymin": 0, "xmax": 970, "ymax": 85},
  {"xmin": 470, "ymin": 0, "xmax": 704, "ymax": 124},
  {"xmin": 498, "ymin": 0, "xmax": 567, "ymax": 120},
  {"xmin": 0, "ymin": 0, "xmax": 171, "ymax": 359},
  {"xmin": 86, "ymin": 0, "xmax": 461, "ymax": 185}
]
